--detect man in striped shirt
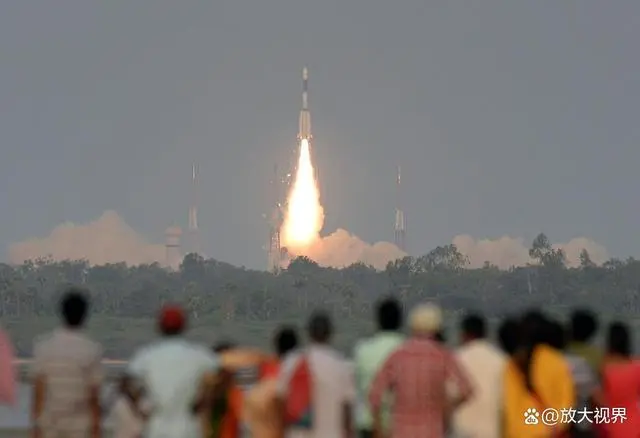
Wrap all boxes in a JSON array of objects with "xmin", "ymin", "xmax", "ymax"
[{"xmin": 369, "ymin": 303, "xmax": 473, "ymax": 438}]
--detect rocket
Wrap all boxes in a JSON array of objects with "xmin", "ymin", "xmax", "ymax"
[{"xmin": 298, "ymin": 67, "xmax": 312, "ymax": 141}]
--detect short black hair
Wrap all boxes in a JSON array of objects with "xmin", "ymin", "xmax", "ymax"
[
  {"xmin": 545, "ymin": 319, "xmax": 567, "ymax": 350},
  {"xmin": 570, "ymin": 309, "xmax": 598, "ymax": 342},
  {"xmin": 607, "ymin": 322, "xmax": 631, "ymax": 357},
  {"xmin": 376, "ymin": 298, "xmax": 402, "ymax": 331},
  {"xmin": 307, "ymin": 311, "xmax": 332, "ymax": 343},
  {"xmin": 461, "ymin": 314, "xmax": 486, "ymax": 339},
  {"xmin": 274, "ymin": 326, "xmax": 298, "ymax": 357},
  {"xmin": 498, "ymin": 318, "xmax": 519, "ymax": 355},
  {"xmin": 60, "ymin": 289, "xmax": 89, "ymax": 327},
  {"xmin": 213, "ymin": 341, "xmax": 235, "ymax": 353}
]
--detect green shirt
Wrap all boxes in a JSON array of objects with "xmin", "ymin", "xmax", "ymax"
[
  {"xmin": 568, "ymin": 342, "xmax": 603, "ymax": 374},
  {"xmin": 353, "ymin": 332, "xmax": 404, "ymax": 430}
]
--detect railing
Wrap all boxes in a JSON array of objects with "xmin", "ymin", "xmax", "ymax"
[{"xmin": 13, "ymin": 359, "xmax": 128, "ymax": 382}]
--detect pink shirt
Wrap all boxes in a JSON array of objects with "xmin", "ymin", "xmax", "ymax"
[{"xmin": 0, "ymin": 328, "xmax": 16, "ymax": 406}]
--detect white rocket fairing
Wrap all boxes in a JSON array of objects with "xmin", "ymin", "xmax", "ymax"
[{"xmin": 298, "ymin": 67, "xmax": 312, "ymax": 141}]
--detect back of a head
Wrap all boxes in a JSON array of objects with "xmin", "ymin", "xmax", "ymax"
[
  {"xmin": 498, "ymin": 318, "xmax": 520, "ymax": 355},
  {"xmin": 377, "ymin": 297, "xmax": 402, "ymax": 332},
  {"xmin": 546, "ymin": 319, "xmax": 567, "ymax": 350},
  {"xmin": 520, "ymin": 309, "xmax": 548, "ymax": 347},
  {"xmin": 409, "ymin": 303, "xmax": 443, "ymax": 335},
  {"xmin": 60, "ymin": 289, "xmax": 89, "ymax": 328},
  {"xmin": 274, "ymin": 327, "xmax": 299, "ymax": 357},
  {"xmin": 461, "ymin": 313, "xmax": 486, "ymax": 339},
  {"xmin": 214, "ymin": 341, "xmax": 236, "ymax": 354},
  {"xmin": 571, "ymin": 309, "xmax": 598, "ymax": 343},
  {"xmin": 307, "ymin": 311, "xmax": 332, "ymax": 343},
  {"xmin": 607, "ymin": 322, "xmax": 631, "ymax": 357}
]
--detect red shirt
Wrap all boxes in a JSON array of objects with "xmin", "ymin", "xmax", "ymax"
[{"xmin": 369, "ymin": 338, "xmax": 473, "ymax": 438}]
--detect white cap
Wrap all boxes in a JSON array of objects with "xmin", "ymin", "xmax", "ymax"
[{"xmin": 409, "ymin": 303, "xmax": 443, "ymax": 334}]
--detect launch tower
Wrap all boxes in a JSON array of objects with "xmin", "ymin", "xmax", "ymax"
[
  {"xmin": 187, "ymin": 164, "xmax": 200, "ymax": 255},
  {"xmin": 394, "ymin": 165, "xmax": 407, "ymax": 252}
]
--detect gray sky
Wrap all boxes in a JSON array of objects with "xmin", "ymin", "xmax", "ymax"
[{"xmin": 1, "ymin": 1, "xmax": 638, "ymax": 269}]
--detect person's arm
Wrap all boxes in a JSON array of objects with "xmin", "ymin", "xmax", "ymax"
[
  {"xmin": 30, "ymin": 344, "xmax": 45, "ymax": 438},
  {"xmin": 342, "ymin": 362, "xmax": 356, "ymax": 438},
  {"xmin": 31, "ymin": 374, "xmax": 45, "ymax": 438},
  {"xmin": 368, "ymin": 354, "xmax": 395, "ymax": 438},
  {"xmin": 273, "ymin": 354, "xmax": 297, "ymax": 431},
  {"xmin": 88, "ymin": 347, "xmax": 104, "ymax": 438},
  {"xmin": 444, "ymin": 350, "xmax": 473, "ymax": 412}
]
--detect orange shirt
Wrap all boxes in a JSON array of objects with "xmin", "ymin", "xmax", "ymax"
[{"xmin": 219, "ymin": 385, "xmax": 243, "ymax": 438}]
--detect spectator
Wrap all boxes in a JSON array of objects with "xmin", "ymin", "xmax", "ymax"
[
  {"xmin": 0, "ymin": 323, "xmax": 16, "ymax": 406},
  {"xmin": 31, "ymin": 289, "xmax": 103, "ymax": 438},
  {"xmin": 595, "ymin": 322, "xmax": 640, "ymax": 438},
  {"xmin": 353, "ymin": 298, "xmax": 404, "ymax": 438},
  {"xmin": 369, "ymin": 303, "xmax": 473, "ymax": 438},
  {"xmin": 546, "ymin": 320, "xmax": 596, "ymax": 438},
  {"xmin": 109, "ymin": 375, "xmax": 144, "ymax": 438},
  {"xmin": 245, "ymin": 326, "xmax": 299, "ymax": 438},
  {"xmin": 568, "ymin": 310, "xmax": 602, "ymax": 373},
  {"xmin": 452, "ymin": 313, "xmax": 506, "ymax": 438},
  {"xmin": 276, "ymin": 311, "xmax": 355, "ymax": 438},
  {"xmin": 126, "ymin": 304, "xmax": 219, "ymax": 438},
  {"xmin": 502, "ymin": 311, "xmax": 575, "ymax": 438}
]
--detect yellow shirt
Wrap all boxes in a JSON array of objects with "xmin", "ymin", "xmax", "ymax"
[{"xmin": 503, "ymin": 345, "xmax": 575, "ymax": 438}]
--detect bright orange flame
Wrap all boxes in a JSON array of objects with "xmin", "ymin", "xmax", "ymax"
[{"xmin": 281, "ymin": 138, "xmax": 324, "ymax": 251}]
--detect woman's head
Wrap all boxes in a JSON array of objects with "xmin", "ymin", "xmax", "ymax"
[
  {"xmin": 607, "ymin": 322, "xmax": 631, "ymax": 357},
  {"xmin": 498, "ymin": 318, "xmax": 520, "ymax": 355}
]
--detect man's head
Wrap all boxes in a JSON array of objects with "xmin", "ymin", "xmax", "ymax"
[
  {"xmin": 60, "ymin": 289, "xmax": 89, "ymax": 328},
  {"xmin": 307, "ymin": 311, "xmax": 332, "ymax": 344},
  {"xmin": 376, "ymin": 297, "xmax": 402, "ymax": 332},
  {"xmin": 461, "ymin": 313, "xmax": 486, "ymax": 343},
  {"xmin": 408, "ymin": 303, "xmax": 442, "ymax": 337},
  {"xmin": 570, "ymin": 309, "xmax": 598, "ymax": 343},
  {"xmin": 274, "ymin": 326, "xmax": 298, "ymax": 357},
  {"xmin": 158, "ymin": 304, "xmax": 186, "ymax": 336}
]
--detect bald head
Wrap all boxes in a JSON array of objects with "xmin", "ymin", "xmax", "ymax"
[
  {"xmin": 409, "ymin": 303, "xmax": 443, "ymax": 336},
  {"xmin": 307, "ymin": 312, "xmax": 332, "ymax": 344}
]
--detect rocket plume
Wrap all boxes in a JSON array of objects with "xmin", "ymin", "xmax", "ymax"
[{"xmin": 281, "ymin": 138, "xmax": 324, "ymax": 251}]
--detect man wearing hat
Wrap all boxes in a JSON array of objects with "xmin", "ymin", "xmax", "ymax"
[
  {"xmin": 368, "ymin": 303, "xmax": 473, "ymax": 438},
  {"xmin": 126, "ymin": 304, "xmax": 220, "ymax": 438}
]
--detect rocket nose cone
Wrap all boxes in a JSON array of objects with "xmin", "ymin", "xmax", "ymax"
[{"xmin": 303, "ymin": 67, "xmax": 308, "ymax": 80}]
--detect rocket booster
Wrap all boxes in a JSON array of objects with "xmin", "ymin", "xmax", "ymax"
[{"xmin": 298, "ymin": 67, "xmax": 312, "ymax": 141}]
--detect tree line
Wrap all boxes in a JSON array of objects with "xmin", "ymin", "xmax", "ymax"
[{"xmin": 0, "ymin": 232, "xmax": 637, "ymax": 321}]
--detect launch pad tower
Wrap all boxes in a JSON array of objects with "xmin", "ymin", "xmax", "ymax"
[{"xmin": 394, "ymin": 165, "xmax": 407, "ymax": 253}]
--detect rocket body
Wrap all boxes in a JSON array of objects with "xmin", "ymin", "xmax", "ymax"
[{"xmin": 298, "ymin": 67, "xmax": 312, "ymax": 140}]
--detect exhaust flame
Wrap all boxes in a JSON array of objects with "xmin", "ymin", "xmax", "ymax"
[{"xmin": 281, "ymin": 138, "xmax": 324, "ymax": 251}]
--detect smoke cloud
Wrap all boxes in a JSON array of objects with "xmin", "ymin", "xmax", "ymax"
[
  {"xmin": 452, "ymin": 234, "xmax": 609, "ymax": 269},
  {"xmin": 8, "ymin": 210, "xmax": 167, "ymax": 267},
  {"xmin": 7, "ymin": 211, "xmax": 610, "ymax": 271},
  {"xmin": 287, "ymin": 228, "xmax": 407, "ymax": 270}
]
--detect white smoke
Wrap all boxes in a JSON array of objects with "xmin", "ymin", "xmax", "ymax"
[
  {"xmin": 8, "ymin": 210, "xmax": 167, "ymax": 267},
  {"xmin": 452, "ymin": 234, "xmax": 609, "ymax": 269},
  {"xmin": 289, "ymin": 228, "xmax": 407, "ymax": 270}
]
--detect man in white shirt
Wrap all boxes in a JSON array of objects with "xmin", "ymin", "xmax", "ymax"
[
  {"xmin": 276, "ymin": 312, "xmax": 355, "ymax": 438},
  {"xmin": 127, "ymin": 305, "xmax": 219, "ymax": 438},
  {"xmin": 452, "ymin": 314, "xmax": 505, "ymax": 438}
]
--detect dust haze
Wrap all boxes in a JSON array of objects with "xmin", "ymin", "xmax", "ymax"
[{"xmin": 7, "ymin": 211, "xmax": 609, "ymax": 270}]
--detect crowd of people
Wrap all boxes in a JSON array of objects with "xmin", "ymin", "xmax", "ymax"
[{"xmin": 0, "ymin": 286, "xmax": 638, "ymax": 438}]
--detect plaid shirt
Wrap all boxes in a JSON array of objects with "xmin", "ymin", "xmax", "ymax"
[{"xmin": 369, "ymin": 338, "xmax": 473, "ymax": 438}]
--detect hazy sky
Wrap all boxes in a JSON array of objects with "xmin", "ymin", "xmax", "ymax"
[{"xmin": 1, "ymin": 1, "xmax": 638, "ymax": 269}]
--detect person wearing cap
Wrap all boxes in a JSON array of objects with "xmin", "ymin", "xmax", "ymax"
[
  {"xmin": 126, "ymin": 304, "xmax": 220, "ymax": 438},
  {"xmin": 369, "ymin": 303, "xmax": 473, "ymax": 438}
]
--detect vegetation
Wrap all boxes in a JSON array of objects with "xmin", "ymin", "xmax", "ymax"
[{"xmin": 1, "ymin": 233, "xmax": 639, "ymax": 357}]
